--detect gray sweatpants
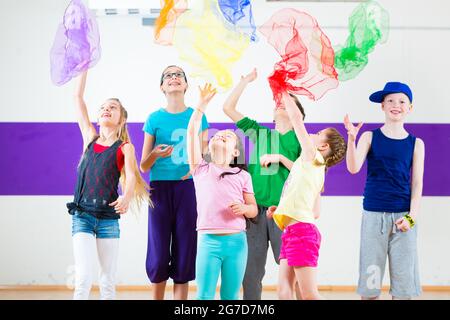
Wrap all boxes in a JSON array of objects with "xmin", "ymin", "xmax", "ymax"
[
  {"xmin": 357, "ymin": 210, "xmax": 422, "ymax": 299},
  {"xmin": 243, "ymin": 205, "xmax": 283, "ymax": 300}
]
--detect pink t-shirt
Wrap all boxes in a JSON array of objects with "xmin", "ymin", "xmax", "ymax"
[{"xmin": 192, "ymin": 159, "xmax": 254, "ymax": 234}]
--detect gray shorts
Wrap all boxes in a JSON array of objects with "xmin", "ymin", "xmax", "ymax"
[{"xmin": 357, "ymin": 210, "xmax": 422, "ymax": 299}]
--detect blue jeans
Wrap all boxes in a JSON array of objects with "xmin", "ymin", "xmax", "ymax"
[
  {"xmin": 72, "ymin": 210, "xmax": 120, "ymax": 239},
  {"xmin": 196, "ymin": 232, "xmax": 248, "ymax": 300}
]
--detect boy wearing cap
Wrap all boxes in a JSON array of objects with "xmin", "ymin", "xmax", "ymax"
[{"xmin": 344, "ymin": 82, "xmax": 425, "ymax": 299}]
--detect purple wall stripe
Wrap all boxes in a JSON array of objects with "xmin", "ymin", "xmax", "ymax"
[{"xmin": 0, "ymin": 122, "xmax": 448, "ymax": 196}]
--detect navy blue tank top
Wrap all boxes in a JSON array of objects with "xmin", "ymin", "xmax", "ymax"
[
  {"xmin": 363, "ymin": 128, "xmax": 416, "ymax": 212},
  {"xmin": 67, "ymin": 137, "xmax": 123, "ymax": 219}
]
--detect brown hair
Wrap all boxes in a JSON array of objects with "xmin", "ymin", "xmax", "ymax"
[{"xmin": 321, "ymin": 127, "xmax": 347, "ymax": 169}]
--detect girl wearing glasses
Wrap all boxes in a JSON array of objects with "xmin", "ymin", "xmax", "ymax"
[{"xmin": 140, "ymin": 65, "xmax": 209, "ymax": 300}]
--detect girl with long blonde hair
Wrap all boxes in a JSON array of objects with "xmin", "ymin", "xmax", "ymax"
[{"xmin": 67, "ymin": 70, "xmax": 150, "ymax": 300}]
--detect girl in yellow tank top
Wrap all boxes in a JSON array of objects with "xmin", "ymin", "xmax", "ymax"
[
  {"xmin": 273, "ymin": 150, "xmax": 325, "ymax": 229},
  {"xmin": 266, "ymin": 92, "xmax": 346, "ymax": 300}
]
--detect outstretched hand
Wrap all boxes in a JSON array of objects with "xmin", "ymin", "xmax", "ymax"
[
  {"xmin": 151, "ymin": 144, "xmax": 173, "ymax": 159},
  {"xmin": 198, "ymin": 83, "xmax": 217, "ymax": 112},
  {"xmin": 344, "ymin": 114, "xmax": 363, "ymax": 141}
]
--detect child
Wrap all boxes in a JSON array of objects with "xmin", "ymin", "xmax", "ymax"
[
  {"xmin": 344, "ymin": 82, "xmax": 425, "ymax": 299},
  {"xmin": 67, "ymin": 70, "xmax": 150, "ymax": 300},
  {"xmin": 223, "ymin": 68, "xmax": 305, "ymax": 300},
  {"xmin": 267, "ymin": 92, "xmax": 347, "ymax": 300},
  {"xmin": 187, "ymin": 83, "xmax": 258, "ymax": 300},
  {"xmin": 140, "ymin": 65, "xmax": 209, "ymax": 300}
]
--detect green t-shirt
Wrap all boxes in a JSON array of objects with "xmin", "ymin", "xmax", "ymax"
[{"xmin": 236, "ymin": 117, "xmax": 302, "ymax": 207}]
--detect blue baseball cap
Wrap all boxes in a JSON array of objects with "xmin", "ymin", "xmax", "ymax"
[{"xmin": 369, "ymin": 82, "xmax": 413, "ymax": 103}]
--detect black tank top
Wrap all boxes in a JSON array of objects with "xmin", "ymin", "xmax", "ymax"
[{"xmin": 67, "ymin": 137, "xmax": 123, "ymax": 219}]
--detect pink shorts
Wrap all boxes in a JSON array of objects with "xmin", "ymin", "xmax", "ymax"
[{"xmin": 279, "ymin": 221, "xmax": 322, "ymax": 267}]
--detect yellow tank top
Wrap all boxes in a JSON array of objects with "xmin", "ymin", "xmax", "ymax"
[{"xmin": 273, "ymin": 151, "xmax": 325, "ymax": 230}]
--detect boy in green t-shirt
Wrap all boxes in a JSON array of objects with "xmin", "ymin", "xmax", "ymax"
[{"xmin": 223, "ymin": 68, "xmax": 304, "ymax": 300}]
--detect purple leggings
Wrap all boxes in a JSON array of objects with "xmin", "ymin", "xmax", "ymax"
[{"xmin": 145, "ymin": 179, "xmax": 198, "ymax": 284}]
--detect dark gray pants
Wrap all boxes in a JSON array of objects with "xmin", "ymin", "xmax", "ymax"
[{"xmin": 243, "ymin": 205, "xmax": 283, "ymax": 300}]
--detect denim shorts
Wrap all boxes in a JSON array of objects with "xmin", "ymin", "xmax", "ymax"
[{"xmin": 72, "ymin": 210, "xmax": 120, "ymax": 239}]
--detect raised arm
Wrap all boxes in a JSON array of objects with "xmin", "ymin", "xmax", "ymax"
[
  {"xmin": 180, "ymin": 128, "xmax": 210, "ymax": 180},
  {"xmin": 201, "ymin": 129, "xmax": 209, "ymax": 156},
  {"xmin": 74, "ymin": 71, "xmax": 97, "ymax": 150},
  {"xmin": 281, "ymin": 92, "xmax": 316, "ymax": 161},
  {"xmin": 344, "ymin": 114, "xmax": 371, "ymax": 174},
  {"xmin": 222, "ymin": 68, "xmax": 257, "ymax": 123},
  {"xmin": 187, "ymin": 83, "xmax": 216, "ymax": 172}
]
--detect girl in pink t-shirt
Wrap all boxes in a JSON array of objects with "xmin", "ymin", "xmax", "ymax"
[{"xmin": 187, "ymin": 84, "xmax": 258, "ymax": 300}]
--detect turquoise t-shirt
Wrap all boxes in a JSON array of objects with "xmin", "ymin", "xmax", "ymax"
[{"xmin": 143, "ymin": 107, "xmax": 209, "ymax": 181}]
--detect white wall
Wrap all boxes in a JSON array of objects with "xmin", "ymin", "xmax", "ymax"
[{"xmin": 1, "ymin": 0, "xmax": 449, "ymax": 287}]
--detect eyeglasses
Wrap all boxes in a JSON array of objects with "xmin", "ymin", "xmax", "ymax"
[{"xmin": 162, "ymin": 71, "xmax": 186, "ymax": 81}]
